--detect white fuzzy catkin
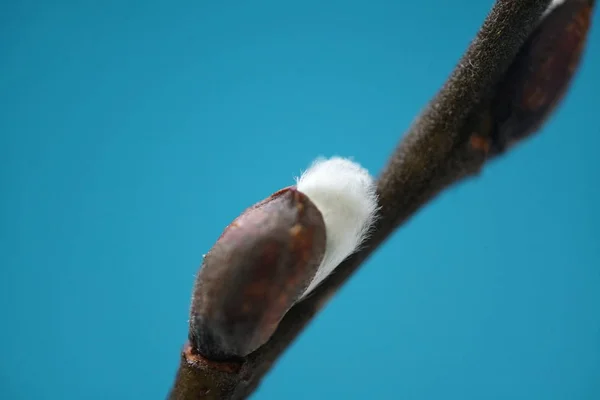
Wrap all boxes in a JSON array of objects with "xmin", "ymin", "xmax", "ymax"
[
  {"xmin": 295, "ymin": 157, "xmax": 378, "ymax": 298},
  {"xmin": 541, "ymin": 0, "xmax": 566, "ymax": 19}
]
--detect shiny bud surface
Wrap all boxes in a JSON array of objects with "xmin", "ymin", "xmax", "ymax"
[
  {"xmin": 190, "ymin": 187, "xmax": 326, "ymax": 360},
  {"xmin": 490, "ymin": 0, "xmax": 594, "ymax": 154}
]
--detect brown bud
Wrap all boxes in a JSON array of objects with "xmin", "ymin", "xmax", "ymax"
[
  {"xmin": 189, "ymin": 187, "xmax": 326, "ymax": 360},
  {"xmin": 490, "ymin": 0, "xmax": 594, "ymax": 154}
]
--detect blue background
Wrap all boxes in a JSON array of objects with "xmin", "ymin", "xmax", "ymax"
[{"xmin": 2, "ymin": 1, "xmax": 599, "ymax": 399}]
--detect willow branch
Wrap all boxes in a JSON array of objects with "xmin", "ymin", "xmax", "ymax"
[{"xmin": 168, "ymin": 0, "xmax": 595, "ymax": 398}]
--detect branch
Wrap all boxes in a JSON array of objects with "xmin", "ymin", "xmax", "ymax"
[{"xmin": 168, "ymin": 0, "xmax": 595, "ymax": 398}]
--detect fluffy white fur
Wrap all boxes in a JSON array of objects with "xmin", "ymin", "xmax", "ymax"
[
  {"xmin": 295, "ymin": 157, "xmax": 378, "ymax": 298},
  {"xmin": 541, "ymin": 0, "xmax": 566, "ymax": 19}
]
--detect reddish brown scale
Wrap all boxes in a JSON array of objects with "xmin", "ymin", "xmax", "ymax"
[
  {"xmin": 490, "ymin": 0, "xmax": 594, "ymax": 154},
  {"xmin": 189, "ymin": 187, "xmax": 326, "ymax": 361}
]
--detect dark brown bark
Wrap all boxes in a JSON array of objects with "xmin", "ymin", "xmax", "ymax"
[{"xmin": 168, "ymin": 0, "xmax": 596, "ymax": 398}]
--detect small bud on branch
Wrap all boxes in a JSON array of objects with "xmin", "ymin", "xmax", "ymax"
[
  {"xmin": 190, "ymin": 187, "xmax": 326, "ymax": 360},
  {"xmin": 490, "ymin": 0, "xmax": 594, "ymax": 154},
  {"xmin": 190, "ymin": 158, "xmax": 377, "ymax": 360}
]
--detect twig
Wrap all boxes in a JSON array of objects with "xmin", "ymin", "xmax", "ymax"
[{"xmin": 168, "ymin": 0, "xmax": 595, "ymax": 398}]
